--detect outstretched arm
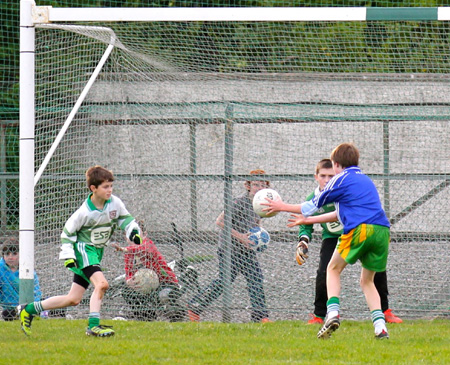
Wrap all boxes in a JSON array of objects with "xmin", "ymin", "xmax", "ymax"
[
  {"xmin": 261, "ymin": 198, "xmax": 301, "ymax": 214},
  {"xmin": 287, "ymin": 211, "xmax": 338, "ymax": 227}
]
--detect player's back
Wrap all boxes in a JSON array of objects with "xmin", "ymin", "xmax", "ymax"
[{"xmin": 319, "ymin": 167, "xmax": 390, "ymax": 233}]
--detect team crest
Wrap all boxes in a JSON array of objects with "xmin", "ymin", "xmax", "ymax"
[{"xmin": 109, "ymin": 210, "xmax": 117, "ymax": 219}]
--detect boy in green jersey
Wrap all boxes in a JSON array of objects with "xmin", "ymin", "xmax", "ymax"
[{"xmin": 18, "ymin": 166, "xmax": 142, "ymax": 337}]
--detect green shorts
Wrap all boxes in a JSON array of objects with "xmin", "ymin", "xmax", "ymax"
[
  {"xmin": 337, "ymin": 224, "xmax": 390, "ymax": 272},
  {"xmin": 69, "ymin": 243, "xmax": 104, "ymax": 284}
]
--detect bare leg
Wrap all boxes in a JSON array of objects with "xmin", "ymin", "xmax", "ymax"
[
  {"xmin": 88, "ymin": 271, "xmax": 109, "ymax": 313},
  {"xmin": 326, "ymin": 250, "xmax": 347, "ymax": 299},
  {"xmin": 41, "ymin": 282, "xmax": 86, "ymax": 310},
  {"xmin": 360, "ymin": 268, "xmax": 381, "ymax": 311}
]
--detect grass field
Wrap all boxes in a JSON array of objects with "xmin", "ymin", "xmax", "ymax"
[{"xmin": 1, "ymin": 318, "xmax": 448, "ymax": 364}]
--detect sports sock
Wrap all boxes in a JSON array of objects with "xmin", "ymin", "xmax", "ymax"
[
  {"xmin": 326, "ymin": 297, "xmax": 340, "ymax": 318},
  {"xmin": 371, "ymin": 309, "xmax": 387, "ymax": 334},
  {"xmin": 89, "ymin": 312, "xmax": 100, "ymax": 328},
  {"xmin": 25, "ymin": 301, "xmax": 43, "ymax": 315}
]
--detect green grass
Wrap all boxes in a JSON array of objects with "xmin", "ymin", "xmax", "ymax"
[{"xmin": 1, "ymin": 319, "xmax": 448, "ymax": 364}]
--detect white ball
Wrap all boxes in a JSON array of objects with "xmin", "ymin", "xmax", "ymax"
[
  {"xmin": 248, "ymin": 227, "xmax": 270, "ymax": 251},
  {"xmin": 133, "ymin": 268, "xmax": 160, "ymax": 294},
  {"xmin": 253, "ymin": 188, "xmax": 281, "ymax": 218}
]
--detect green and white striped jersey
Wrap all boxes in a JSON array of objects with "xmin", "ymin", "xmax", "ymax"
[{"xmin": 60, "ymin": 193, "xmax": 139, "ymax": 260}]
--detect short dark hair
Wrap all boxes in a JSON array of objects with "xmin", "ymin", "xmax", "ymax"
[
  {"xmin": 315, "ymin": 159, "xmax": 333, "ymax": 174},
  {"xmin": 330, "ymin": 143, "xmax": 359, "ymax": 168},
  {"xmin": 2, "ymin": 237, "xmax": 19, "ymax": 256},
  {"xmin": 86, "ymin": 165, "xmax": 114, "ymax": 190}
]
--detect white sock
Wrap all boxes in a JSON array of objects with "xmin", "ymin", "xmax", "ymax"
[{"xmin": 327, "ymin": 310, "xmax": 339, "ymax": 319}]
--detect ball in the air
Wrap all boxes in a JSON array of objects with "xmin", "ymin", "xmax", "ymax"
[{"xmin": 253, "ymin": 188, "xmax": 281, "ymax": 218}]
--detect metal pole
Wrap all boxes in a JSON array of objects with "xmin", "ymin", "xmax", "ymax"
[
  {"xmin": 222, "ymin": 104, "xmax": 234, "ymax": 322},
  {"xmin": 19, "ymin": 0, "xmax": 36, "ymax": 304}
]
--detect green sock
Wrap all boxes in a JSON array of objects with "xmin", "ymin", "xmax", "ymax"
[
  {"xmin": 25, "ymin": 302, "xmax": 40, "ymax": 315},
  {"xmin": 89, "ymin": 312, "xmax": 100, "ymax": 328},
  {"xmin": 326, "ymin": 297, "xmax": 340, "ymax": 315}
]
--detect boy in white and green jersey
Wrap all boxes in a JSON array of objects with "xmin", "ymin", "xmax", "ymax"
[{"xmin": 18, "ymin": 166, "xmax": 142, "ymax": 337}]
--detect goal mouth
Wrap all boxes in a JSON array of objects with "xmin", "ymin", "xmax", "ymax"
[{"xmin": 18, "ymin": 7, "xmax": 450, "ymax": 322}]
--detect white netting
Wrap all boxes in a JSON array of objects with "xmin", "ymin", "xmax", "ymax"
[{"xmin": 31, "ymin": 21, "xmax": 450, "ymax": 322}]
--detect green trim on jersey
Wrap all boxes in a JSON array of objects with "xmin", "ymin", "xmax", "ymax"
[
  {"xmin": 61, "ymin": 193, "xmax": 139, "ymax": 248},
  {"xmin": 86, "ymin": 193, "xmax": 112, "ymax": 212},
  {"xmin": 119, "ymin": 215, "xmax": 135, "ymax": 230},
  {"xmin": 298, "ymin": 188, "xmax": 343, "ymax": 241}
]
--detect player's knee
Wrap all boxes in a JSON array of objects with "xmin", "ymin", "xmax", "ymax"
[
  {"xmin": 67, "ymin": 296, "xmax": 82, "ymax": 306},
  {"xmin": 359, "ymin": 276, "xmax": 372, "ymax": 290},
  {"xmin": 97, "ymin": 280, "xmax": 109, "ymax": 293}
]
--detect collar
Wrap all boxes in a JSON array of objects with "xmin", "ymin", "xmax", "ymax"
[{"xmin": 86, "ymin": 192, "xmax": 111, "ymax": 211}]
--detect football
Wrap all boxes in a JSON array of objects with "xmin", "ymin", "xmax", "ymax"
[
  {"xmin": 252, "ymin": 188, "xmax": 281, "ymax": 218},
  {"xmin": 248, "ymin": 227, "xmax": 270, "ymax": 251},
  {"xmin": 133, "ymin": 268, "xmax": 160, "ymax": 294}
]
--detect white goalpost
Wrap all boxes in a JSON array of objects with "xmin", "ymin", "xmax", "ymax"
[{"xmin": 19, "ymin": 1, "xmax": 450, "ymax": 321}]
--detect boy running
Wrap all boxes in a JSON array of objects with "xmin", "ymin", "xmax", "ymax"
[
  {"xmin": 287, "ymin": 143, "xmax": 391, "ymax": 339},
  {"xmin": 18, "ymin": 165, "xmax": 141, "ymax": 337}
]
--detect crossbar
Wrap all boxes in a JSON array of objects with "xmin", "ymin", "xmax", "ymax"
[{"xmin": 32, "ymin": 6, "xmax": 450, "ymax": 24}]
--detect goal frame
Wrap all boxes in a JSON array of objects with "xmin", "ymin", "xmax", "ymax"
[{"xmin": 19, "ymin": 0, "xmax": 450, "ymax": 310}]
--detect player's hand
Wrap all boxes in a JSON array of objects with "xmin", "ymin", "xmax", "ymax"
[
  {"xmin": 111, "ymin": 243, "xmax": 126, "ymax": 252},
  {"xmin": 261, "ymin": 197, "xmax": 282, "ymax": 214},
  {"xmin": 64, "ymin": 258, "xmax": 78, "ymax": 269},
  {"xmin": 295, "ymin": 240, "xmax": 309, "ymax": 266},
  {"xmin": 239, "ymin": 232, "xmax": 252, "ymax": 250},
  {"xmin": 129, "ymin": 230, "xmax": 142, "ymax": 245},
  {"xmin": 287, "ymin": 213, "xmax": 307, "ymax": 227}
]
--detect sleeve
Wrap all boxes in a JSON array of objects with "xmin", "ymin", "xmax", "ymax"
[
  {"xmin": 59, "ymin": 209, "xmax": 83, "ymax": 260},
  {"xmin": 123, "ymin": 249, "xmax": 135, "ymax": 281},
  {"xmin": 298, "ymin": 223, "xmax": 313, "ymax": 241},
  {"xmin": 150, "ymin": 246, "xmax": 178, "ymax": 285},
  {"xmin": 312, "ymin": 174, "xmax": 346, "ymax": 211},
  {"xmin": 116, "ymin": 197, "xmax": 140, "ymax": 238},
  {"xmin": 298, "ymin": 192, "xmax": 315, "ymax": 240},
  {"xmin": 124, "ymin": 246, "xmax": 141, "ymax": 280}
]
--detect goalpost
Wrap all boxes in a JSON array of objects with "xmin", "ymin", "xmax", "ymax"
[{"xmin": 20, "ymin": 1, "xmax": 450, "ymax": 321}]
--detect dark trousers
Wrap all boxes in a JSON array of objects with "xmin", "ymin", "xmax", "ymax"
[
  {"xmin": 189, "ymin": 245, "xmax": 268, "ymax": 322},
  {"xmin": 122, "ymin": 284, "xmax": 185, "ymax": 322},
  {"xmin": 314, "ymin": 237, "xmax": 390, "ymax": 318}
]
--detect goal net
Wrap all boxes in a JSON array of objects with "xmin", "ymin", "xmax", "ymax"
[{"xmin": 30, "ymin": 14, "xmax": 449, "ymax": 323}]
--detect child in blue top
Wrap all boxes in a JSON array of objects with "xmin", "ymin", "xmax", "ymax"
[
  {"xmin": 0, "ymin": 237, "xmax": 41, "ymax": 321},
  {"xmin": 288, "ymin": 143, "xmax": 390, "ymax": 340}
]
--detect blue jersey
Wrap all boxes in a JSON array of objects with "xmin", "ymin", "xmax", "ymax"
[
  {"xmin": 0, "ymin": 258, "xmax": 41, "ymax": 309},
  {"xmin": 301, "ymin": 166, "xmax": 390, "ymax": 234}
]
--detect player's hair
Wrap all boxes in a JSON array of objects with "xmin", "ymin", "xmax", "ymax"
[
  {"xmin": 315, "ymin": 159, "xmax": 333, "ymax": 174},
  {"xmin": 2, "ymin": 236, "xmax": 19, "ymax": 256},
  {"xmin": 330, "ymin": 143, "xmax": 359, "ymax": 168},
  {"xmin": 245, "ymin": 169, "xmax": 270, "ymax": 191},
  {"xmin": 85, "ymin": 165, "xmax": 115, "ymax": 190}
]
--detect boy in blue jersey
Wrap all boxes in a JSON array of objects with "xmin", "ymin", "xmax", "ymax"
[
  {"xmin": 288, "ymin": 143, "xmax": 390, "ymax": 340},
  {"xmin": 18, "ymin": 165, "xmax": 142, "ymax": 337},
  {"xmin": 262, "ymin": 159, "xmax": 401, "ymax": 325}
]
